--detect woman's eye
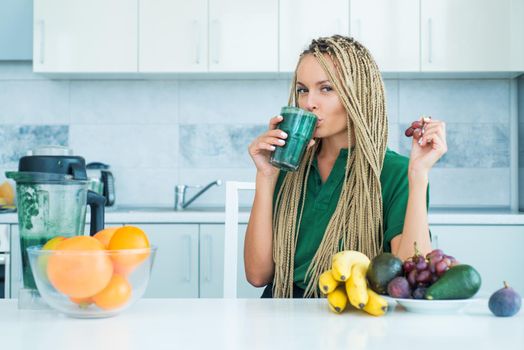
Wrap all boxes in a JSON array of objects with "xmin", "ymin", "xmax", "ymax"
[
  {"xmin": 296, "ymin": 87, "xmax": 308, "ymax": 94},
  {"xmin": 321, "ymin": 85, "xmax": 333, "ymax": 92}
]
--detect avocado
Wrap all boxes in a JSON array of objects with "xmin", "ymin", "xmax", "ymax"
[
  {"xmin": 425, "ymin": 264, "xmax": 481, "ymax": 300},
  {"xmin": 366, "ymin": 253, "xmax": 403, "ymax": 295}
]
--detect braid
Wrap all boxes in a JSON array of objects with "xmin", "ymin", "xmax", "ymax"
[{"xmin": 272, "ymin": 35, "xmax": 388, "ymax": 298}]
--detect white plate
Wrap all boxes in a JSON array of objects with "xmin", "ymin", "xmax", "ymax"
[{"xmin": 383, "ymin": 296, "xmax": 482, "ymax": 314}]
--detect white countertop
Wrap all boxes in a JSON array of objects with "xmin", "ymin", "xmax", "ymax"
[
  {"xmin": 1, "ymin": 206, "xmax": 524, "ymax": 225},
  {"xmin": 1, "ymin": 298, "xmax": 522, "ymax": 350}
]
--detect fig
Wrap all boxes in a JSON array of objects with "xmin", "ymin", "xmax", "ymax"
[
  {"xmin": 387, "ymin": 276, "xmax": 411, "ymax": 298},
  {"xmin": 488, "ymin": 281, "xmax": 522, "ymax": 317}
]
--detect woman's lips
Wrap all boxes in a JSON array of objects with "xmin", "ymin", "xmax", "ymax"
[{"xmin": 315, "ymin": 119, "xmax": 324, "ymax": 128}]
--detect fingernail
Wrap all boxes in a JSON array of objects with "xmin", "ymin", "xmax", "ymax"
[
  {"xmin": 418, "ymin": 138, "xmax": 423, "ymax": 145},
  {"xmin": 281, "ymin": 132, "xmax": 288, "ymax": 138},
  {"xmin": 270, "ymin": 145, "xmax": 276, "ymax": 150},
  {"xmin": 278, "ymin": 139, "xmax": 285, "ymax": 145}
]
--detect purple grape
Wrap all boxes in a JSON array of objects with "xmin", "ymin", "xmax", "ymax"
[
  {"xmin": 435, "ymin": 260, "xmax": 449, "ymax": 277},
  {"xmin": 416, "ymin": 270, "xmax": 432, "ymax": 284},
  {"xmin": 403, "ymin": 260, "xmax": 415, "ymax": 273},
  {"xmin": 442, "ymin": 257, "xmax": 452, "ymax": 267},
  {"xmin": 412, "ymin": 287, "xmax": 427, "ymax": 299},
  {"xmin": 431, "ymin": 274, "xmax": 439, "ymax": 283},
  {"xmin": 426, "ymin": 249, "xmax": 444, "ymax": 259},
  {"xmin": 407, "ymin": 269, "xmax": 417, "ymax": 287},
  {"xmin": 416, "ymin": 259, "xmax": 428, "ymax": 271}
]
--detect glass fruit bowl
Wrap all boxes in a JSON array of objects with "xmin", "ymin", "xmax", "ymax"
[{"xmin": 27, "ymin": 245, "xmax": 157, "ymax": 318}]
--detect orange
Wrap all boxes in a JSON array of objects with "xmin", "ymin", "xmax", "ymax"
[
  {"xmin": 92, "ymin": 274, "xmax": 132, "ymax": 310},
  {"xmin": 69, "ymin": 296, "xmax": 93, "ymax": 308},
  {"xmin": 47, "ymin": 236, "xmax": 113, "ymax": 298},
  {"xmin": 37, "ymin": 236, "xmax": 67, "ymax": 279},
  {"xmin": 93, "ymin": 227, "xmax": 120, "ymax": 248},
  {"xmin": 108, "ymin": 226, "xmax": 150, "ymax": 275}
]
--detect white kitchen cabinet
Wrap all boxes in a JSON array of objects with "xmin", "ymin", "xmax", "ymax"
[
  {"xmin": 142, "ymin": 224, "xmax": 199, "ymax": 298},
  {"xmin": 199, "ymin": 224, "xmax": 264, "ymax": 298},
  {"xmin": 33, "ymin": 0, "xmax": 138, "ymax": 72},
  {"xmin": 420, "ymin": 0, "xmax": 524, "ymax": 71},
  {"xmin": 350, "ymin": 0, "xmax": 419, "ymax": 72},
  {"xmin": 139, "ymin": 0, "xmax": 208, "ymax": 72},
  {"xmin": 430, "ymin": 225, "xmax": 524, "ymax": 294},
  {"xmin": 279, "ymin": 0, "xmax": 349, "ymax": 72},
  {"xmin": 209, "ymin": 0, "xmax": 278, "ymax": 72}
]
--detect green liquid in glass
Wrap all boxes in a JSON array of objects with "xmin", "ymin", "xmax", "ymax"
[{"xmin": 20, "ymin": 234, "xmax": 56, "ymax": 289}]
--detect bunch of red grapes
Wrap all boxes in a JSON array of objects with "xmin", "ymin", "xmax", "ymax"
[{"xmin": 387, "ymin": 245, "xmax": 459, "ymax": 299}]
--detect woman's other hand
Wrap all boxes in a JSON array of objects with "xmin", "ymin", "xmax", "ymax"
[{"xmin": 405, "ymin": 117, "xmax": 448, "ymax": 179}]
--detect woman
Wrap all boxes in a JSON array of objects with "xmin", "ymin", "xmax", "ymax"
[{"xmin": 245, "ymin": 35, "xmax": 447, "ymax": 298}]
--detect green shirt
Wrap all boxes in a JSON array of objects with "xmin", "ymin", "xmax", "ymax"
[{"xmin": 273, "ymin": 148, "xmax": 430, "ymax": 290}]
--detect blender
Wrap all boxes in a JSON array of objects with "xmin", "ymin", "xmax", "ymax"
[{"xmin": 6, "ymin": 147, "xmax": 106, "ymax": 309}]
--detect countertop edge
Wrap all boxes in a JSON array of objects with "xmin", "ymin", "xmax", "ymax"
[{"xmin": 1, "ymin": 212, "xmax": 524, "ymax": 225}]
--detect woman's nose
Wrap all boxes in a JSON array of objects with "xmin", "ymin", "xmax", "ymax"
[{"xmin": 303, "ymin": 94, "xmax": 318, "ymax": 112}]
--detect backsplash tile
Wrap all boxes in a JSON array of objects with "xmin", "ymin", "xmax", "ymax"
[
  {"xmin": 179, "ymin": 80, "xmax": 288, "ymax": 124},
  {"xmin": 0, "ymin": 80, "xmax": 69, "ymax": 123},
  {"xmin": 180, "ymin": 124, "xmax": 265, "ymax": 168},
  {"xmin": 69, "ymin": 124, "xmax": 179, "ymax": 168},
  {"xmin": 70, "ymin": 80, "xmax": 179, "ymax": 124},
  {"xmin": 398, "ymin": 80, "xmax": 510, "ymax": 123},
  {"xmin": 398, "ymin": 123, "xmax": 510, "ymax": 168},
  {"xmin": 0, "ymin": 125, "xmax": 68, "ymax": 169}
]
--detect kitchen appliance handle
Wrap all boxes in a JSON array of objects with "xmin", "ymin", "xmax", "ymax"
[
  {"xmin": 428, "ymin": 18, "xmax": 433, "ymax": 64},
  {"xmin": 0, "ymin": 253, "xmax": 8, "ymax": 298},
  {"xmin": 211, "ymin": 20, "xmax": 220, "ymax": 64},
  {"xmin": 204, "ymin": 235, "xmax": 212, "ymax": 282},
  {"xmin": 193, "ymin": 20, "xmax": 201, "ymax": 64},
  {"xmin": 87, "ymin": 190, "xmax": 105, "ymax": 235},
  {"xmin": 183, "ymin": 235, "xmax": 191, "ymax": 282},
  {"xmin": 38, "ymin": 19, "xmax": 45, "ymax": 64}
]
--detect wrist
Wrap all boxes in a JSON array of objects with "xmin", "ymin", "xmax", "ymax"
[
  {"xmin": 256, "ymin": 170, "xmax": 279, "ymax": 186},
  {"xmin": 408, "ymin": 167, "xmax": 429, "ymax": 185}
]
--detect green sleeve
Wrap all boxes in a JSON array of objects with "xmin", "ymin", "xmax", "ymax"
[{"xmin": 383, "ymin": 180, "xmax": 431, "ymax": 253}]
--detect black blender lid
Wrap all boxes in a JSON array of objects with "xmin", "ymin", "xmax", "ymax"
[{"xmin": 6, "ymin": 155, "xmax": 88, "ymax": 183}]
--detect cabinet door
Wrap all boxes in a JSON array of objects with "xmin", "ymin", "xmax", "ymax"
[
  {"xmin": 209, "ymin": 0, "xmax": 278, "ymax": 72},
  {"xmin": 199, "ymin": 224, "xmax": 265, "ymax": 298},
  {"xmin": 430, "ymin": 225, "xmax": 524, "ymax": 293},
  {"xmin": 421, "ymin": 0, "xmax": 523, "ymax": 71},
  {"xmin": 142, "ymin": 224, "xmax": 199, "ymax": 298},
  {"xmin": 139, "ymin": 0, "xmax": 207, "ymax": 72},
  {"xmin": 33, "ymin": 0, "xmax": 138, "ymax": 72},
  {"xmin": 279, "ymin": 0, "xmax": 349, "ymax": 72},
  {"xmin": 350, "ymin": 0, "xmax": 419, "ymax": 72}
]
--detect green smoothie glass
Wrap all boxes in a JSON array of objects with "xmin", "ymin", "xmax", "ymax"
[{"xmin": 269, "ymin": 106, "xmax": 318, "ymax": 171}]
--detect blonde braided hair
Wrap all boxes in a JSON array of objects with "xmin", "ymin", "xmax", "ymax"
[{"xmin": 272, "ymin": 35, "xmax": 388, "ymax": 298}]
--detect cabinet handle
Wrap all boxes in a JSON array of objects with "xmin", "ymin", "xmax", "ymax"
[
  {"xmin": 211, "ymin": 20, "xmax": 220, "ymax": 64},
  {"xmin": 428, "ymin": 18, "xmax": 433, "ymax": 64},
  {"xmin": 193, "ymin": 20, "xmax": 201, "ymax": 64},
  {"xmin": 183, "ymin": 235, "xmax": 191, "ymax": 282},
  {"xmin": 204, "ymin": 235, "xmax": 212, "ymax": 282},
  {"xmin": 38, "ymin": 19, "xmax": 45, "ymax": 64}
]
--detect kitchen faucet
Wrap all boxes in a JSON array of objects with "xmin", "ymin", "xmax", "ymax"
[{"xmin": 174, "ymin": 180, "xmax": 222, "ymax": 210}]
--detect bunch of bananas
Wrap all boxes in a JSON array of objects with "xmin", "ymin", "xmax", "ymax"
[{"xmin": 318, "ymin": 250, "xmax": 388, "ymax": 316}]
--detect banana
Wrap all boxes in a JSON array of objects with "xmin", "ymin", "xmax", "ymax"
[
  {"xmin": 363, "ymin": 288, "xmax": 388, "ymax": 316},
  {"xmin": 327, "ymin": 286, "xmax": 348, "ymax": 314},
  {"xmin": 345, "ymin": 262, "xmax": 369, "ymax": 309},
  {"xmin": 331, "ymin": 250, "xmax": 370, "ymax": 281},
  {"xmin": 318, "ymin": 270, "xmax": 340, "ymax": 295}
]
